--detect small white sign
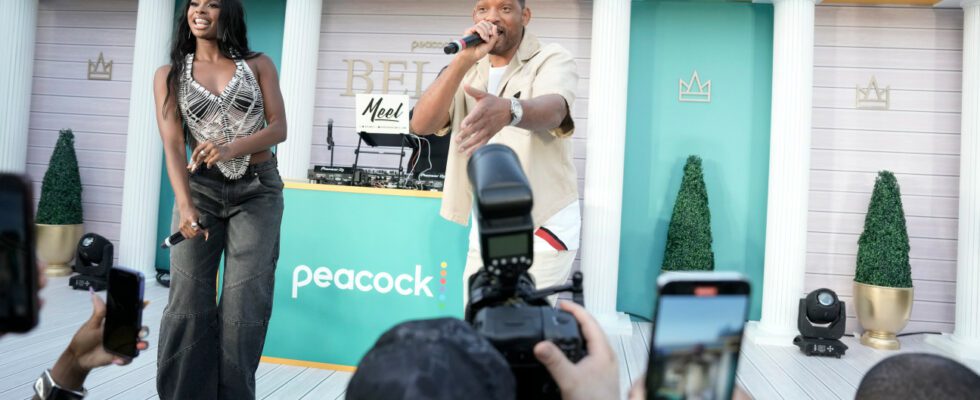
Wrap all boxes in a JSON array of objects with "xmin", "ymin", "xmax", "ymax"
[{"xmin": 355, "ymin": 94, "xmax": 410, "ymax": 134}]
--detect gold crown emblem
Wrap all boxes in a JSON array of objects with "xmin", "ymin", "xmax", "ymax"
[
  {"xmin": 856, "ymin": 76, "xmax": 889, "ymax": 110},
  {"xmin": 88, "ymin": 52, "xmax": 112, "ymax": 81},
  {"xmin": 679, "ymin": 70, "xmax": 711, "ymax": 103}
]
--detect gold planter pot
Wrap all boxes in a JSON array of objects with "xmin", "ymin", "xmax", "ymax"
[
  {"xmin": 36, "ymin": 224, "xmax": 84, "ymax": 277},
  {"xmin": 854, "ymin": 282, "xmax": 913, "ymax": 350}
]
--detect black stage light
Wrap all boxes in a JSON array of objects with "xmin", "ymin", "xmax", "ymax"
[
  {"xmin": 68, "ymin": 233, "xmax": 112, "ymax": 291},
  {"xmin": 794, "ymin": 288, "xmax": 848, "ymax": 358}
]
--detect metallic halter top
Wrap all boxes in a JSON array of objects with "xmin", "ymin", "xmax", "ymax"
[{"xmin": 178, "ymin": 53, "xmax": 265, "ymax": 179}]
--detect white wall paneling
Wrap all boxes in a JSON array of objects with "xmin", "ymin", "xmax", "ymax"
[
  {"xmin": 808, "ymin": 5, "xmax": 964, "ymax": 335},
  {"xmin": 27, "ymin": 0, "xmax": 138, "ymax": 255}
]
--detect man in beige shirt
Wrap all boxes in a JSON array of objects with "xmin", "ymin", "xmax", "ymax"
[{"xmin": 410, "ymin": 0, "xmax": 580, "ymax": 304}]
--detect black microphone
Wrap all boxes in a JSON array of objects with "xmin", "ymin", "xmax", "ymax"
[
  {"xmin": 327, "ymin": 118, "xmax": 334, "ymax": 150},
  {"xmin": 444, "ymin": 34, "xmax": 484, "ymax": 54},
  {"xmin": 161, "ymin": 214, "xmax": 213, "ymax": 249}
]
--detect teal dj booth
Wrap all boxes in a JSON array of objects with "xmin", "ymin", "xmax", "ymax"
[{"xmin": 260, "ymin": 182, "xmax": 468, "ymax": 370}]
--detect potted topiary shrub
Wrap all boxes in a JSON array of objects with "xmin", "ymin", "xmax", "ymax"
[
  {"xmin": 854, "ymin": 170, "xmax": 913, "ymax": 350},
  {"xmin": 662, "ymin": 155, "xmax": 714, "ymax": 271},
  {"xmin": 35, "ymin": 129, "xmax": 85, "ymax": 276}
]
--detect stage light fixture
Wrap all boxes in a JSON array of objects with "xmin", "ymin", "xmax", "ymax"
[
  {"xmin": 68, "ymin": 233, "xmax": 113, "ymax": 291},
  {"xmin": 794, "ymin": 288, "xmax": 848, "ymax": 358}
]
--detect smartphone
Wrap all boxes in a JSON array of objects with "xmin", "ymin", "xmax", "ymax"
[
  {"xmin": 104, "ymin": 266, "xmax": 144, "ymax": 358},
  {"xmin": 646, "ymin": 272, "xmax": 751, "ymax": 400},
  {"xmin": 0, "ymin": 173, "xmax": 39, "ymax": 333}
]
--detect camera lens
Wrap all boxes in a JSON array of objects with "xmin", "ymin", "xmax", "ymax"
[{"xmin": 817, "ymin": 291, "xmax": 834, "ymax": 306}]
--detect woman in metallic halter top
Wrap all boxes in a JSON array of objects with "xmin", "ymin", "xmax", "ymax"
[{"xmin": 151, "ymin": 1, "xmax": 286, "ymax": 398}]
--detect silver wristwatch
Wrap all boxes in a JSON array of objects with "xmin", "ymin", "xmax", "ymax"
[
  {"xmin": 34, "ymin": 369, "xmax": 86, "ymax": 400},
  {"xmin": 509, "ymin": 97, "xmax": 523, "ymax": 127}
]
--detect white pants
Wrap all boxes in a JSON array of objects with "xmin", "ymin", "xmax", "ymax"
[{"xmin": 462, "ymin": 241, "xmax": 578, "ymax": 306}]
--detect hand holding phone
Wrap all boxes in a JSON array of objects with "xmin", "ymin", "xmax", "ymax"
[
  {"xmin": 103, "ymin": 267, "xmax": 145, "ymax": 358},
  {"xmin": 0, "ymin": 173, "xmax": 39, "ymax": 333},
  {"xmin": 647, "ymin": 272, "xmax": 751, "ymax": 400},
  {"xmin": 47, "ymin": 288, "xmax": 151, "ymax": 391}
]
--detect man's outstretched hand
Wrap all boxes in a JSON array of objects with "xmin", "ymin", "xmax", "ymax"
[{"xmin": 458, "ymin": 85, "xmax": 513, "ymax": 156}]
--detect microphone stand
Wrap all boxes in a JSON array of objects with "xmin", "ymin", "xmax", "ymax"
[{"xmin": 327, "ymin": 119, "xmax": 335, "ymax": 167}]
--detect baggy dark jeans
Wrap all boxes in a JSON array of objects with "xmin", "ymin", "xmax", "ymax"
[{"xmin": 157, "ymin": 157, "xmax": 284, "ymax": 400}]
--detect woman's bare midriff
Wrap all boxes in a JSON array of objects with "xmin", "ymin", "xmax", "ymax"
[{"xmin": 249, "ymin": 149, "xmax": 272, "ymax": 164}]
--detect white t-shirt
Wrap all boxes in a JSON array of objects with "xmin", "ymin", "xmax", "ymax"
[
  {"xmin": 487, "ymin": 66, "xmax": 507, "ymax": 95},
  {"xmin": 469, "ymin": 200, "xmax": 581, "ymax": 253}
]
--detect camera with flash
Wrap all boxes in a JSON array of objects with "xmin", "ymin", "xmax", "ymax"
[{"xmin": 465, "ymin": 144, "xmax": 586, "ymax": 399}]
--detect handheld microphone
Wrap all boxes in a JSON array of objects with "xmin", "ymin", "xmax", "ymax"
[
  {"xmin": 444, "ymin": 34, "xmax": 484, "ymax": 54},
  {"xmin": 161, "ymin": 214, "xmax": 212, "ymax": 249},
  {"xmin": 161, "ymin": 232, "xmax": 185, "ymax": 249}
]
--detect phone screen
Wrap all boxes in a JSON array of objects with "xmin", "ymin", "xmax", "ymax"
[
  {"xmin": 647, "ymin": 285, "xmax": 749, "ymax": 400},
  {"xmin": 104, "ymin": 267, "xmax": 143, "ymax": 357},
  {"xmin": 0, "ymin": 176, "xmax": 36, "ymax": 332}
]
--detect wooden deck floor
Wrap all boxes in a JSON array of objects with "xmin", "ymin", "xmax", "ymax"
[
  {"xmin": 2, "ymin": 276, "xmax": 977, "ymax": 399},
  {"xmin": 737, "ymin": 325, "xmax": 980, "ymax": 400}
]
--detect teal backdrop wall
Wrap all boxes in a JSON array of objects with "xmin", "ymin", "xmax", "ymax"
[
  {"xmin": 156, "ymin": 0, "xmax": 287, "ymax": 270},
  {"xmin": 618, "ymin": 1, "xmax": 773, "ymax": 321}
]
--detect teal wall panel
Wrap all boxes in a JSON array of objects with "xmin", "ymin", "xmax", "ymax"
[
  {"xmin": 156, "ymin": 0, "xmax": 286, "ymax": 270},
  {"xmin": 618, "ymin": 1, "xmax": 773, "ymax": 321},
  {"xmin": 243, "ymin": 0, "xmax": 286, "ymax": 70}
]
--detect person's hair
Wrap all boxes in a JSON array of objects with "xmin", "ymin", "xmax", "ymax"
[
  {"xmin": 855, "ymin": 353, "xmax": 980, "ymax": 399},
  {"xmin": 347, "ymin": 318, "xmax": 515, "ymax": 400},
  {"xmin": 476, "ymin": 0, "xmax": 526, "ymax": 9},
  {"xmin": 163, "ymin": 0, "xmax": 260, "ymax": 118}
]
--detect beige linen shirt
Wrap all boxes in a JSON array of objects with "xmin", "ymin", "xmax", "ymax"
[{"xmin": 435, "ymin": 32, "xmax": 579, "ymax": 228}]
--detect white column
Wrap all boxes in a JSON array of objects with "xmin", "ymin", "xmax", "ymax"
[
  {"xmin": 927, "ymin": 0, "xmax": 980, "ymax": 359},
  {"xmin": 276, "ymin": 0, "xmax": 323, "ymax": 179},
  {"xmin": 118, "ymin": 0, "xmax": 175, "ymax": 275},
  {"xmin": 581, "ymin": 0, "xmax": 633, "ymax": 336},
  {"xmin": 0, "ymin": 1, "xmax": 38, "ymax": 173},
  {"xmin": 747, "ymin": 0, "xmax": 817, "ymax": 346}
]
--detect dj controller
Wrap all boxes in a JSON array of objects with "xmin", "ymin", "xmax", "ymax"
[{"xmin": 307, "ymin": 165, "xmax": 445, "ymax": 191}]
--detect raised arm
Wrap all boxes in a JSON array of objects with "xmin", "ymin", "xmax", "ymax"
[
  {"xmin": 456, "ymin": 47, "xmax": 578, "ymax": 155},
  {"xmin": 409, "ymin": 57, "xmax": 470, "ymax": 136},
  {"xmin": 410, "ymin": 21, "xmax": 500, "ymax": 135}
]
